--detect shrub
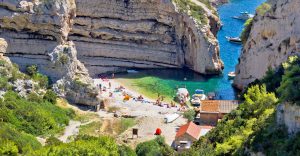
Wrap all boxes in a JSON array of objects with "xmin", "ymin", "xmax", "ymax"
[
  {"xmin": 256, "ymin": 2, "xmax": 271, "ymax": 16},
  {"xmin": 0, "ymin": 123, "xmax": 42, "ymax": 154},
  {"xmin": 183, "ymin": 109, "xmax": 196, "ymax": 121},
  {"xmin": 26, "ymin": 65, "xmax": 38, "ymax": 76},
  {"xmin": 45, "ymin": 136, "xmax": 62, "ymax": 146},
  {"xmin": 241, "ymin": 18, "xmax": 253, "ymax": 44},
  {"xmin": 0, "ymin": 76, "xmax": 9, "ymax": 90},
  {"xmin": 43, "ymin": 90, "xmax": 57, "ymax": 104},
  {"xmin": 135, "ymin": 136, "xmax": 174, "ymax": 156},
  {"xmin": 118, "ymin": 145, "xmax": 137, "ymax": 156},
  {"xmin": 0, "ymin": 139, "xmax": 19, "ymax": 156},
  {"xmin": 58, "ymin": 53, "xmax": 69, "ymax": 65},
  {"xmin": 1, "ymin": 91, "xmax": 72, "ymax": 136},
  {"xmin": 32, "ymin": 73, "xmax": 49, "ymax": 89},
  {"xmin": 277, "ymin": 56, "xmax": 300, "ymax": 105},
  {"xmin": 31, "ymin": 135, "xmax": 119, "ymax": 156},
  {"xmin": 27, "ymin": 92, "xmax": 43, "ymax": 103}
]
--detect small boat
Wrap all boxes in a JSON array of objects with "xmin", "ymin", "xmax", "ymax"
[
  {"xmin": 228, "ymin": 72, "xmax": 236, "ymax": 79},
  {"xmin": 190, "ymin": 89, "xmax": 207, "ymax": 107},
  {"xmin": 164, "ymin": 113, "xmax": 180, "ymax": 123},
  {"xmin": 127, "ymin": 69, "xmax": 139, "ymax": 73},
  {"xmin": 232, "ymin": 12, "xmax": 254, "ymax": 20},
  {"xmin": 176, "ymin": 88, "xmax": 190, "ymax": 103},
  {"xmin": 207, "ymin": 92, "xmax": 216, "ymax": 100},
  {"xmin": 225, "ymin": 36, "xmax": 242, "ymax": 44},
  {"xmin": 191, "ymin": 96, "xmax": 202, "ymax": 107}
]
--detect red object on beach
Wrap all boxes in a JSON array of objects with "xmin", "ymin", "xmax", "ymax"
[{"xmin": 155, "ymin": 128, "xmax": 162, "ymax": 135}]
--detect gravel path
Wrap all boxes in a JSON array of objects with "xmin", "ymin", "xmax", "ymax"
[{"xmin": 58, "ymin": 120, "xmax": 81, "ymax": 143}]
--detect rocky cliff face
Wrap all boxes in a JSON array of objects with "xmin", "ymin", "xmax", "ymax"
[
  {"xmin": 0, "ymin": 0, "xmax": 223, "ymax": 77},
  {"xmin": 0, "ymin": 0, "xmax": 222, "ymax": 105},
  {"xmin": 277, "ymin": 103, "xmax": 300, "ymax": 135},
  {"xmin": 0, "ymin": 1, "xmax": 100, "ymax": 106},
  {"xmin": 234, "ymin": 0, "xmax": 300, "ymax": 89},
  {"xmin": 71, "ymin": 0, "xmax": 223, "ymax": 76}
]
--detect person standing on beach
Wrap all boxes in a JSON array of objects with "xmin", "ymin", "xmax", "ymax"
[
  {"xmin": 109, "ymin": 82, "xmax": 111, "ymax": 89},
  {"xmin": 112, "ymin": 73, "xmax": 115, "ymax": 79}
]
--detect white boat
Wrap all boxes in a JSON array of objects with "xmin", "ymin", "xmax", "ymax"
[
  {"xmin": 127, "ymin": 69, "xmax": 139, "ymax": 73},
  {"xmin": 190, "ymin": 89, "xmax": 207, "ymax": 107},
  {"xmin": 164, "ymin": 113, "xmax": 180, "ymax": 123},
  {"xmin": 190, "ymin": 96, "xmax": 202, "ymax": 107},
  {"xmin": 228, "ymin": 72, "xmax": 236, "ymax": 79},
  {"xmin": 176, "ymin": 88, "xmax": 190, "ymax": 103},
  {"xmin": 226, "ymin": 36, "xmax": 242, "ymax": 44},
  {"xmin": 232, "ymin": 12, "xmax": 254, "ymax": 20}
]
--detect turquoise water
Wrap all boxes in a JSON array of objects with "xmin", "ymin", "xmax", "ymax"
[{"xmin": 116, "ymin": 0, "xmax": 266, "ymax": 100}]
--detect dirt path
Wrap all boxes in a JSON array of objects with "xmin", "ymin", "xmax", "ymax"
[{"xmin": 58, "ymin": 120, "xmax": 81, "ymax": 143}]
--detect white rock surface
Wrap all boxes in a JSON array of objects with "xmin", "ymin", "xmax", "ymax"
[{"xmin": 234, "ymin": 0, "xmax": 300, "ymax": 89}]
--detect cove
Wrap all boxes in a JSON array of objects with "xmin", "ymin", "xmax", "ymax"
[{"xmin": 115, "ymin": 0, "xmax": 266, "ymax": 102}]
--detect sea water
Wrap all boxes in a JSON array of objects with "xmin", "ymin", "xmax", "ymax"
[{"xmin": 115, "ymin": 0, "xmax": 266, "ymax": 101}]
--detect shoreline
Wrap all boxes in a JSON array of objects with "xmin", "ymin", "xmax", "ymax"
[{"xmin": 93, "ymin": 78, "xmax": 187, "ymax": 146}]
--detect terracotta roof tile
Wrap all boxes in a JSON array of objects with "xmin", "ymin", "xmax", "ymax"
[
  {"xmin": 176, "ymin": 122, "xmax": 201, "ymax": 139},
  {"xmin": 200, "ymin": 100, "xmax": 239, "ymax": 113},
  {"xmin": 201, "ymin": 100, "xmax": 219, "ymax": 112}
]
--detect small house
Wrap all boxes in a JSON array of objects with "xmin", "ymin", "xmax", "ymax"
[
  {"xmin": 173, "ymin": 122, "xmax": 213, "ymax": 152},
  {"xmin": 195, "ymin": 100, "xmax": 239, "ymax": 125}
]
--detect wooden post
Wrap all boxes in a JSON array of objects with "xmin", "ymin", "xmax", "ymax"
[{"xmin": 132, "ymin": 128, "xmax": 138, "ymax": 139}]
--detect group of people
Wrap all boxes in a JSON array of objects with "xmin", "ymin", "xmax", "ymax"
[{"xmin": 97, "ymin": 73, "xmax": 185, "ymax": 111}]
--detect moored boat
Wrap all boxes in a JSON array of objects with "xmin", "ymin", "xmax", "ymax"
[
  {"xmin": 164, "ymin": 113, "xmax": 180, "ymax": 123},
  {"xmin": 176, "ymin": 88, "xmax": 190, "ymax": 103},
  {"xmin": 225, "ymin": 36, "xmax": 242, "ymax": 44},
  {"xmin": 228, "ymin": 71, "xmax": 236, "ymax": 79},
  {"xmin": 232, "ymin": 12, "xmax": 254, "ymax": 20},
  {"xmin": 190, "ymin": 89, "xmax": 207, "ymax": 107}
]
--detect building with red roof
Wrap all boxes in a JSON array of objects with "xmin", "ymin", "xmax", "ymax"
[{"xmin": 173, "ymin": 122, "xmax": 213, "ymax": 151}]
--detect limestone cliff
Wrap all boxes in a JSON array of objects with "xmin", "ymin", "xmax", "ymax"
[
  {"xmin": 277, "ymin": 103, "xmax": 300, "ymax": 135},
  {"xmin": 0, "ymin": 0, "xmax": 222, "ymax": 105},
  {"xmin": 0, "ymin": 1, "xmax": 100, "ymax": 106},
  {"xmin": 71, "ymin": 0, "xmax": 223, "ymax": 76},
  {"xmin": 234, "ymin": 0, "xmax": 300, "ymax": 89},
  {"xmin": 0, "ymin": 0, "xmax": 223, "ymax": 77}
]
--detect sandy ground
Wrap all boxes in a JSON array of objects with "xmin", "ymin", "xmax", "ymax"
[
  {"xmin": 58, "ymin": 120, "xmax": 81, "ymax": 143},
  {"xmin": 94, "ymin": 78, "xmax": 187, "ymax": 146}
]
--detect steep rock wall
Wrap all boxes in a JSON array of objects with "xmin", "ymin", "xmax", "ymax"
[
  {"xmin": 0, "ymin": 0, "xmax": 76, "ymax": 80},
  {"xmin": 277, "ymin": 103, "xmax": 300, "ymax": 134},
  {"xmin": 0, "ymin": 1, "xmax": 100, "ymax": 106},
  {"xmin": 234, "ymin": 0, "xmax": 300, "ymax": 89},
  {"xmin": 71, "ymin": 0, "xmax": 223, "ymax": 76}
]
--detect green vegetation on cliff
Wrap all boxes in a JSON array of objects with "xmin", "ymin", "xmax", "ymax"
[
  {"xmin": 241, "ymin": 2, "xmax": 271, "ymax": 44},
  {"xmin": 172, "ymin": 0, "xmax": 210, "ymax": 25},
  {"xmin": 189, "ymin": 56, "xmax": 300, "ymax": 156},
  {"xmin": 0, "ymin": 60, "xmax": 74, "ymax": 154},
  {"xmin": 256, "ymin": 2, "xmax": 271, "ymax": 16}
]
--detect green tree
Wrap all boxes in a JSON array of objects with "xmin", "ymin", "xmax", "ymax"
[
  {"xmin": 277, "ymin": 56, "xmax": 300, "ymax": 105},
  {"xmin": 183, "ymin": 109, "xmax": 196, "ymax": 122},
  {"xmin": 118, "ymin": 145, "xmax": 137, "ymax": 156},
  {"xmin": 26, "ymin": 65, "xmax": 38, "ymax": 76},
  {"xmin": 31, "ymin": 135, "xmax": 119, "ymax": 156},
  {"xmin": 43, "ymin": 90, "xmax": 57, "ymax": 104},
  {"xmin": 135, "ymin": 136, "xmax": 174, "ymax": 156},
  {"xmin": 0, "ymin": 139, "xmax": 19, "ymax": 156}
]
